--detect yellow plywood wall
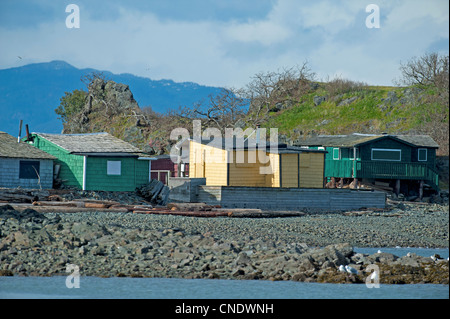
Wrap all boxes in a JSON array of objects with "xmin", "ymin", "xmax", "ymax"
[
  {"xmin": 189, "ymin": 140, "xmax": 228, "ymax": 186},
  {"xmin": 229, "ymin": 150, "xmax": 269, "ymax": 187},
  {"xmin": 267, "ymin": 152, "xmax": 280, "ymax": 187},
  {"xmin": 189, "ymin": 140, "xmax": 324, "ymax": 188},
  {"xmin": 299, "ymin": 153, "xmax": 324, "ymax": 188},
  {"xmin": 281, "ymin": 154, "xmax": 299, "ymax": 188}
]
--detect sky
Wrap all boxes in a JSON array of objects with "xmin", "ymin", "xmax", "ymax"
[{"xmin": 0, "ymin": 0, "xmax": 448, "ymax": 88}]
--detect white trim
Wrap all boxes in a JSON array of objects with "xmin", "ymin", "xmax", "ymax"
[
  {"xmin": 371, "ymin": 148, "xmax": 401, "ymax": 161},
  {"xmin": 82, "ymin": 156, "xmax": 87, "ymax": 190},
  {"xmin": 418, "ymin": 148, "xmax": 427, "ymax": 161},
  {"xmin": 332, "ymin": 148, "xmax": 340, "ymax": 160},
  {"xmin": 149, "ymin": 160, "xmax": 152, "ymax": 182}
]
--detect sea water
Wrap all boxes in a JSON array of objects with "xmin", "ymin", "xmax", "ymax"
[
  {"xmin": 0, "ymin": 247, "xmax": 448, "ymax": 299},
  {"xmin": 0, "ymin": 276, "xmax": 448, "ymax": 299}
]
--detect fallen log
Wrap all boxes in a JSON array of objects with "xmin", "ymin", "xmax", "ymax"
[
  {"xmin": 133, "ymin": 209, "xmax": 228, "ymax": 217},
  {"xmin": 11, "ymin": 204, "xmax": 129, "ymax": 213},
  {"xmin": 222, "ymin": 209, "xmax": 306, "ymax": 218},
  {"xmin": 72, "ymin": 199, "xmax": 122, "ymax": 207},
  {"xmin": 0, "ymin": 188, "xmax": 50, "ymax": 202},
  {"xmin": 0, "ymin": 193, "xmax": 35, "ymax": 203},
  {"xmin": 167, "ymin": 202, "xmax": 216, "ymax": 211},
  {"xmin": 32, "ymin": 201, "xmax": 78, "ymax": 207},
  {"xmin": 32, "ymin": 200, "xmax": 122, "ymax": 208}
]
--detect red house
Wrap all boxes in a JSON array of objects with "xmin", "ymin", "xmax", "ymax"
[{"xmin": 151, "ymin": 155, "xmax": 189, "ymax": 184}]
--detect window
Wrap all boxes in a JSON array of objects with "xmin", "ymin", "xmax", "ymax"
[
  {"xmin": 107, "ymin": 161, "xmax": 121, "ymax": 175},
  {"xmin": 371, "ymin": 149, "xmax": 401, "ymax": 161},
  {"xmin": 418, "ymin": 148, "xmax": 427, "ymax": 161},
  {"xmin": 19, "ymin": 161, "xmax": 40, "ymax": 179},
  {"xmin": 332, "ymin": 148, "xmax": 340, "ymax": 160}
]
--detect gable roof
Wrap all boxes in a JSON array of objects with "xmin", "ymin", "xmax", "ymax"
[
  {"xmin": 33, "ymin": 132, "xmax": 145, "ymax": 156},
  {"xmin": 295, "ymin": 133, "xmax": 439, "ymax": 149},
  {"xmin": 0, "ymin": 131, "xmax": 56, "ymax": 160}
]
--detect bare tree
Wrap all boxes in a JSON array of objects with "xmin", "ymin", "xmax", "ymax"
[
  {"xmin": 244, "ymin": 62, "xmax": 316, "ymax": 126},
  {"xmin": 398, "ymin": 52, "xmax": 449, "ymax": 90},
  {"xmin": 182, "ymin": 88, "xmax": 247, "ymax": 133}
]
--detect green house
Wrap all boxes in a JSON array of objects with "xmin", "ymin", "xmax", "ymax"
[
  {"xmin": 26, "ymin": 132, "xmax": 153, "ymax": 191},
  {"xmin": 295, "ymin": 133, "xmax": 440, "ymax": 192}
]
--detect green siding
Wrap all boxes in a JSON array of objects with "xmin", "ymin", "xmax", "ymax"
[
  {"xmin": 86, "ymin": 157, "xmax": 131, "ymax": 191},
  {"xmin": 29, "ymin": 134, "xmax": 151, "ymax": 191},
  {"xmin": 135, "ymin": 159, "xmax": 150, "ymax": 187},
  {"xmin": 359, "ymin": 139, "xmax": 411, "ymax": 162},
  {"xmin": 85, "ymin": 157, "xmax": 150, "ymax": 191},
  {"xmin": 31, "ymin": 135, "xmax": 84, "ymax": 188}
]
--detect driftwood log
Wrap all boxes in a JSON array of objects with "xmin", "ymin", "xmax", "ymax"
[{"xmin": 0, "ymin": 188, "xmax": 50, "ymax": 203}]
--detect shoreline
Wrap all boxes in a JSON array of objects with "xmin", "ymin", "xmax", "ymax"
[{"xmin": 1, "ymin": 201, "xmax": 448, "ymax": 284}]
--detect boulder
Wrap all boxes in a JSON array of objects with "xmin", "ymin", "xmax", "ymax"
[{"xmin": 313, "ymin": 95, "xmax": 327, "ymax": 106}]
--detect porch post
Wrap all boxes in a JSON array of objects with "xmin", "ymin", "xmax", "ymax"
[
  {"xmin": 419, "ymin": 180, "xmax": 424, "ymax": 200},
  {"xmin": 395, "ymin": 179, "xmax": 401, "ymax": 196}
]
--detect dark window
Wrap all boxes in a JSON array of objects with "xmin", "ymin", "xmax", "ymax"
[
  {"xmin": 371, "ymin": 149, "xmax": 401, "ymax": 161},
  {"xmin": 418, "ymin": 148, "xmax": 427, "ymax": 161},
  {"xmin": 19, "ymin": 161, "xmax": 40, "ymax": 179}
]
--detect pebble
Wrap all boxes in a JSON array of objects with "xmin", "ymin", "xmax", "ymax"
[{"xmin": 0, "ymin": 201, "xmax": 448, "ymax": 284}]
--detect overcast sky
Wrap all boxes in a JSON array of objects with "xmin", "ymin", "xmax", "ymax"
[{"xmin": 0, "ymin": 0, "xmax": 448, "ymax": 88}]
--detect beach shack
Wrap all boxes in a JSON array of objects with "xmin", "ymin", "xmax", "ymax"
[
  {"xmin": 188, "ymin": 137, "xmax": 326, "ymax": 188},
  {"xmin": 295, "ymin": 133, "xmax": 440, "ymax": 194},
  {"xmin": 0, "ymin": 131, "xmax": 55, "ymax": 189},
  {"xmin": 25, "ymin": 132, "xmax": 152, "ymax": 191}
]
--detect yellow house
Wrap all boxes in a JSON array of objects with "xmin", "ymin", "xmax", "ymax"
[{"xmin": 188, "ymin": 138, "xmax": 326, "ymax": 188}]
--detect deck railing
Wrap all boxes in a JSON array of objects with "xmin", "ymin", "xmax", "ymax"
[{"xmin": 324, "ymin": 160, "xmax": 439, "ymax": 190}]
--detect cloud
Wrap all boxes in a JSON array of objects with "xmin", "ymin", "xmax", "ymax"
[{"xmin": 0, "ymin": 0, "xmax": 448, "ymax": 89}]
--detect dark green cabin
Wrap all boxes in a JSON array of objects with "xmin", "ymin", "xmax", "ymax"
[
  {"xmin": 295, "ymin": 134, "xmax": 440, "ymax": 192},
  {"xmin": 26, "ymin": 132, "xmax": 153, "ymax": 191}
]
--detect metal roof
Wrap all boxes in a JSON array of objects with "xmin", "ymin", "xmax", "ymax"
[{"xmin": 0, "ymin": 131, "xmax": 56, "ymax": 160}]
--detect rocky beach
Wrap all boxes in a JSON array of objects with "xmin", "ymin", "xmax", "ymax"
[{"xmin": 0, "ymin": 192, "xmax": 449, "ymax": 284}]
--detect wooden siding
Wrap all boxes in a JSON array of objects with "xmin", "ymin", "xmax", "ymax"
[
  {"xmin": 281, "ymin": 154, "xmax": 298, "ymax": 188},
  {"xmin": 279, "ymin": 153, "xmax": 324, "ymax": 188},
  {"xmin": 32, "ymin": 135, "xmax": 84, "ymax": 188},
  {"xmin": 189, "ymin": 140, "xmax": 324, "ymax": 188},
  {"xmin": 0, "ymin": 158, "xmax": 53, "ymax": 189},
  {"xmin": 359, "ymin": 138, "xmax": 412, "ymax": 162},
  {"xmin": 299, "ymin": 152, "xmax": 325, "ymax": 188},
  {"xmin": 31, "ymin": 134, "xmax": 150, "ymax": 191},
  {"xmin": 229, "ymin": 150, "xmax": 268, "ymax": 187},
  {"xmin": 135, "ymin": 159, "xmax": 151, "ymax": 187},
  {"xmin": 189, "ymin": 140, "xmax": 227, "ymax": 186},
  {"xmin": 85, "ymin": 157, "xmax": 131, "ymax": 191},
  {"xmin": 268, "ymin": 152, "xmax": 280, "ymax": 187}
]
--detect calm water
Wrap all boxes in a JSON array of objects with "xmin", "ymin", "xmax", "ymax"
[
  {"xmin": 0, "ymin": 276, "xmax": 448, "ymax": 299},
  {"xmin": 0, "ymin": 248, "xmax": 448, "ymax": 299}
]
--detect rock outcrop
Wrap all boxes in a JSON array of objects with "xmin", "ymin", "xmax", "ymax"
[{"xmin": 1, "ymin": 205, "xmax": 448, "ymax": 284}]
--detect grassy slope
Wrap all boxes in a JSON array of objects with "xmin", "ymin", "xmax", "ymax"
[
  {"xmin": 263, "ymin": 85, "xmax": 445, "ymax": 139},
  {"xmin": 261, "ymin": 84, "xmax": 449, "ymax": 189}
]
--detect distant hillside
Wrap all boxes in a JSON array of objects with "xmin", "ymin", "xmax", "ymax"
[
  {"xmin": 0, "ymin": 60, "xmax": 223, "ymax": 136},
  {"xmin": 261, "ymin": 83, "xmax": 448, "ymax": 156}
]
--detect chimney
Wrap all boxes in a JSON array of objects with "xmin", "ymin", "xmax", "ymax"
[
  {"xmin": 25, "ymin": 124, "xmax": 30, "ymax": 142},
  {"xmin": 17, "ymin": 120, "xmax": 23, "ymax": 143}
]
